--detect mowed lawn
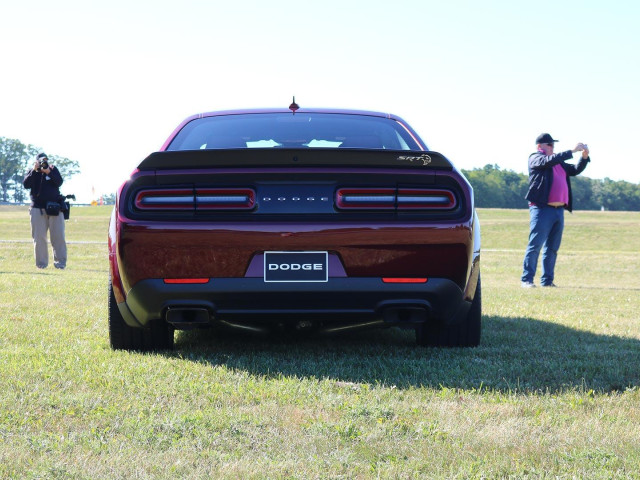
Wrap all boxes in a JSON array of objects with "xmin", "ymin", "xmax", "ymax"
[{"xmin": 1, "ymin": 205, "xmax": 639, "ymax": 479}]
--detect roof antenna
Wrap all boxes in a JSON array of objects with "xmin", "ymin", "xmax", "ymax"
[{"xmin": 289, "ymin": 96, "xmax": 300, "ymax": 114}]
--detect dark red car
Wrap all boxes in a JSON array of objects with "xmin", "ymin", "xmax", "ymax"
[{"xmin": 108, "ymin": 106, "xmax": 481, "ymax": 350}]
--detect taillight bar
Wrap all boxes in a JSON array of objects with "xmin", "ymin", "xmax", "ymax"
[
  {"xmin": 335, "ymin": 188, "xmax": 456, "ymax": 210},
  {"xmin": 397, "ymin": 189, "xmax": 456, "ymax": 210},
  {"xmin": 196, "ymin": 188, "xmax": 255, "ymax": 210},
  {"xmin": 135, "ymin": 189, "xmax": 195, "ymax": 210},
  {"xmin": 134, "ymin": 188, "xmax": 256, "ymax": 211},
  {"xmin": 336, "ymin": 188, "xmax": 396, "ymax": 209}
]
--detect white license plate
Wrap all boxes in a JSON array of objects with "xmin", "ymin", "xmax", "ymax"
[{"xmin": 264, "ymin": 251, "xmax": 328, "ymax": 283}]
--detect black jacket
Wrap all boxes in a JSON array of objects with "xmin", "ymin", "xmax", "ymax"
[
  {"xmin": 525, "ymin": 150, "xmax": 590, "ymax": 212},
  {"xmin": 23, "ymin": 167, "xmax": 64, "ymax": 208}
]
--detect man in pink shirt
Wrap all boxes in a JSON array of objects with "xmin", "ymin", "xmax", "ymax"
[{"xmin": 521, "ymin": 133, "xmax": 591, "ymax": 287}]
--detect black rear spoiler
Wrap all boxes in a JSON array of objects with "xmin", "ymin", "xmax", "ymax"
[{"xmin": 137, "ymin": 148, "xmax": 454, "ymax": 171}]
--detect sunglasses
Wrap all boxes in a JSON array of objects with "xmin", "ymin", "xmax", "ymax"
[{"xmin": 546, "ymin": 143, "xmax": 555, "ymax": 147}]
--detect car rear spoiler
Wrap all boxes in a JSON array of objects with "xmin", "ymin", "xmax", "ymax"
[{"xmin": 137, "ymin": 148, "xmax": 455, "ymax": 171}]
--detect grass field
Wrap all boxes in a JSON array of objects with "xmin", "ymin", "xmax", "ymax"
[{"xmin": 1, "ymin": 205, "xmax": 639, "ymax": 479}]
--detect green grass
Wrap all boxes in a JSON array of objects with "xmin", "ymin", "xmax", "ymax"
[{"xmin": 1, "ymin": 206, "xmax": 640, "ymax": 479}]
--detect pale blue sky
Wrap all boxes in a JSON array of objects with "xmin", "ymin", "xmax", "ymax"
[{"xmin": 1, "ymin": 0, "xmax": 638, "ymax": 202}]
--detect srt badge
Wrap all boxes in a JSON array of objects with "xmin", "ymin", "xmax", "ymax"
[{"xmin": 397, "ymin": 154, "xmax": 432, "ymax": 166}]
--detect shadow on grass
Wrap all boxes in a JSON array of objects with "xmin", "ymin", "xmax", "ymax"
[{"xmin": 170, "ymin": 316, "xmax": 640, "ymax": 393}]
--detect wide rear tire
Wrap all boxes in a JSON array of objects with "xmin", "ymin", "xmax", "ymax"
[
  {"xmin": 109, "ymin": 279, "xmax": 174, "ymax": 351},
  {"xmin": 417, "ymin": 275, "xmax": 481, "ymax": 347}
]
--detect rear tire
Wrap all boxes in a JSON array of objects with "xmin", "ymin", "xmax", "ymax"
[
  {"xmin": 109, "ymin": 278, "xmax": 174, "ymax": 351},
  {"xmin": 417, "ymin": 275, "xmax": 481, "ymax": 347}
]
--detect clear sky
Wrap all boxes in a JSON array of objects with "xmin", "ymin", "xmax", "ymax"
[{"xmin": 1, "ymin": 0, "xmax": 638, "ymax": 203}]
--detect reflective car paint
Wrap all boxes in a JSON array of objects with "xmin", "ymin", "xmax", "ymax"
[{"xmin": 108, "ymin": 108, "xmax": 481, "ymax": 349}]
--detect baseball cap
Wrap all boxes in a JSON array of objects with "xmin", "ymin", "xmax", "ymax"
[
  {"xmin": 535, "ymin": 133, "xmax": 558, "ymax": 144},
  {"xmin": 37, "ymin": 152, "xmax": 49, "ymax": 160}
]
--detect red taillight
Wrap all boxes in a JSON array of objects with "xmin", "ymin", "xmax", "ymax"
[
  {"xmin": 134, "ymin": 188, "xmax": 256, "ymax": 211},
  {"xmin": 163, "ymin": 278, "xmax": 210, "ymax": 284},
  {"xmin": 382, "ymin": 278, "xmax": 428, "ymax": 283},
  {"xmin": 335, "ymin": 188, "xmax": 456, "ymax": 211}
]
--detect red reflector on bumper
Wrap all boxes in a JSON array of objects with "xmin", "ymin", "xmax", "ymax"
[
  {"xmin": 163, "ymin": 278, "xmax": 210, "ymax": 284},
  {"xmin": 382, "ymin": 278, "xmax": 428, "ymax": 284}
]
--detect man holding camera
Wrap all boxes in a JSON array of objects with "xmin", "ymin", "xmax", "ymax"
[
  {"xmin": 23, "ymin": 153, "xmax": 67, "ymax": 269},
  {"xmin": 521, "ymin": 134, "xmax": 591, "ymax": 288}
]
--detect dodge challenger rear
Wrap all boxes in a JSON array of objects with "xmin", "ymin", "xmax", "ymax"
[{"xmin": 108, "ymin": 106, "xmax": 481, "ymax": 351}]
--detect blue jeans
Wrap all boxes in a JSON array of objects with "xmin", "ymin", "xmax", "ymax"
[{"xmin": 521, "ymin": 205, "xmax": 564, "ymax": 285}]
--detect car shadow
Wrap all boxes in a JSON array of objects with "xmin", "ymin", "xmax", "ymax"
[{"xmin": 169, "ymin": 316, "xmax": 640, "ymax": 393}]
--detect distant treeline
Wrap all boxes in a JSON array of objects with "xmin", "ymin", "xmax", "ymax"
[{"xmin": 462, "ymin": 164, "xmax": 640, "ymax": 211}]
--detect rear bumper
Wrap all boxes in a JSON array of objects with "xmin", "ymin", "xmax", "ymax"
[{"xmin": 118, "ymin": 277, "xmax": 467, "ymax": 331}]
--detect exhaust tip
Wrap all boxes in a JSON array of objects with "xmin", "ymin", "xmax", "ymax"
[
  {"xmin": 379, "ymin": 302, "xmax": 430, "ymax": 324},
  {"xmin": 165, "ymin": 307, "xmax": 211, "ymax": 328}
]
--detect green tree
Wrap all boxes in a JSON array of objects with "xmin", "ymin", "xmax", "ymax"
[
  {"xmin": 463, "ymin": 164, "xmax": 528, "ymax": 208},
  {"xmin": 101, "ymin": 193, "xmax": 116, "ymax": 205},
  {"xmin": 0, "ymin": 137, "xmax": 28, "ymax": 202},
  {"xmin": 571, "ymin": 176, "xmax": 598, "ymax": 210},
  {"xmin": 594, "ymin": 178, "xmax": 640, "ymax": 211}
]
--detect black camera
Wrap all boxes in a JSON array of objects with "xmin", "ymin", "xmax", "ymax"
[{"xmin": 39, "ymin": 158, "xmax": 49, "ymax": 171}]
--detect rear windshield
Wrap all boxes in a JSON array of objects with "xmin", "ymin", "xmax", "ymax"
[{"xmin": 166, "ymin": 113, "xmax": 423, "ymax": 151}]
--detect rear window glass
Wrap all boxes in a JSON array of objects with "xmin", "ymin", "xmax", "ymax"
[{"xmin": 166, "ymin": 113, "xmax": 422, "ymax": 151}]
